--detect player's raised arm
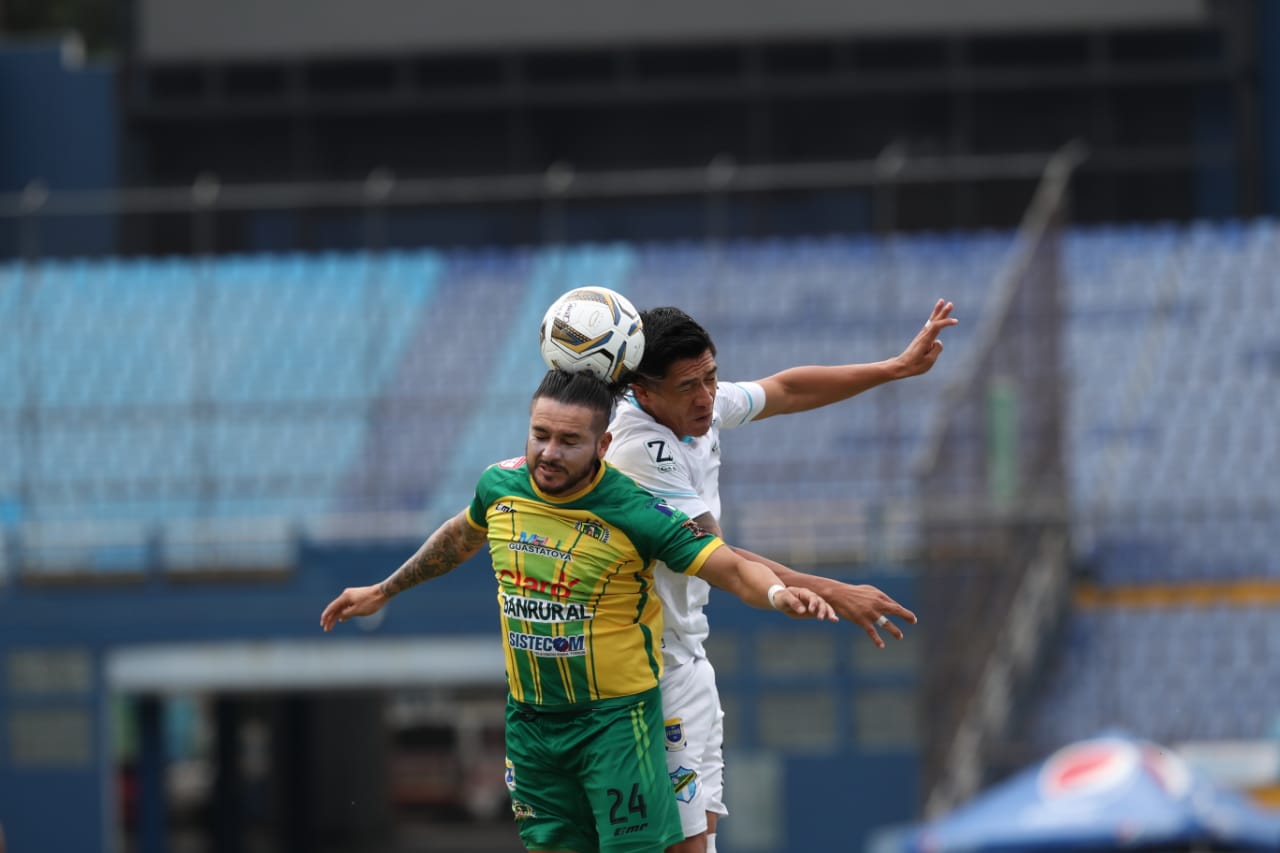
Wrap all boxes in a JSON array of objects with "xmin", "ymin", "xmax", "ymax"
[
  {"xmin": 696, "ymin": 546, "xmax": 838, "ymax": 621},
  {"xmin": 320, "ymin": 509, "xmax": 488, "ymax": 631},
  {"xmin": 754, "ymin": 299, "xmax": 957, "ymax": 418}
]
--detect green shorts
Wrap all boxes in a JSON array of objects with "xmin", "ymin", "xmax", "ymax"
[{"xmin": 505, "ymin": 686, "xmax": 683, "ymax": 853}]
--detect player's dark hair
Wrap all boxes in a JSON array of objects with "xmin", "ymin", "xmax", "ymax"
[
  {"xmin": 631, "ymin": 306, "xmax": 716, "ymax": 381},
  {"xmin": 531, "ymin": 369, "xmax": 621, "ymax": 434}
]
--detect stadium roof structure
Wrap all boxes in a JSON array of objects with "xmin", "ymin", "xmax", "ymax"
[{"xmin": 905, "ymin": 733, "xmax": 1280, "ymax": 852}]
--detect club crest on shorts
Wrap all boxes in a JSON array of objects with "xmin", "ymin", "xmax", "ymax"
[
  {"xmin": 504, "ymin": 757, "xmax": 516, "ymax": 791},
  {"xmin": 512, "ymin": 800, "xmax": 537, "ymax": 820},
  {"xmin": 670, "ymin": 766, "xmax": 699, "ymax": 803},
  {"xmin": 664, "ymin": 718, "xmax": 686, "ymax": 751}
]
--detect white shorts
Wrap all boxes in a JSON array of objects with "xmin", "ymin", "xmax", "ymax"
[{"xmin": 661, "ymin": 656, "xmax": 727, "ymax": 838}]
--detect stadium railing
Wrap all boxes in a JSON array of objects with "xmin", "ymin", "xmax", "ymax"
[{"xmin": 913, "ymin": 140, "xmax": 1085, "ymax": 814}]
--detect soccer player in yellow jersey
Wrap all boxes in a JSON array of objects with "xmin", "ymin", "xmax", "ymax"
[{"xmin": 321, "ymin": 369, "xmax": 836, "ymax": 853}]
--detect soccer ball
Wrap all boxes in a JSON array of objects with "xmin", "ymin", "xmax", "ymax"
[{"xmin": 539, "ymin": 286, "xmax": 645, "ymax": 383}]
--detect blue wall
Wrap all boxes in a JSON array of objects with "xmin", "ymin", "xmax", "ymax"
[
  {"xmin": 711, "ymin": 571, "xmax": 920, "ymax": 853},
  {"xmin": 0, "ymin": 38, "xmax": 118, "ymax": 255}
]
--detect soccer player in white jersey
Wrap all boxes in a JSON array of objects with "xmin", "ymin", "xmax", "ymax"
[{"xmin": 604, "ymin": 299, "xmax": 957, "ymax": 853}]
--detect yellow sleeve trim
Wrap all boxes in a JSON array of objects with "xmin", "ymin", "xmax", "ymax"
[
  {"xmin": 682, "ymin": 538, "xmax": 724, "ymax": 576},
  {"xmin": 464, "ymin": 507, "xmax": 487, "ymax": 531}
]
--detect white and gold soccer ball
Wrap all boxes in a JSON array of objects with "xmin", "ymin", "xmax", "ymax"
[{"xmin": 539, "ymin": 286, "xmax": 645, "ymax": 383}]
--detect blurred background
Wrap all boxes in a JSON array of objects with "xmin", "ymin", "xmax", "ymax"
[{"xmin": 0, "ymin": 0, "xmax": 1278, "ymax": 851}]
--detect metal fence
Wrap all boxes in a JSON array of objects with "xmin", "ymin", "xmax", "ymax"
[{"xmin": 914, "ymin": 142, "xmax": 1083, "ymax": 811}]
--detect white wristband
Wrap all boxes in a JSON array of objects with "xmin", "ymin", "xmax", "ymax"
[{"xmin": 766, "ymin": 583, "xmax": 786, "ymax": 610}]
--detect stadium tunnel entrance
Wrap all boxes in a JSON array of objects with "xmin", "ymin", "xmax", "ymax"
[{"xmin": 107, "ymin": 637, "xmax": 519, "ymax": 853}]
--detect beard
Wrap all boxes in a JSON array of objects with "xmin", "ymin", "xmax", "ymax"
[{"xmin": 532, "ymin": 458, "xmax": 598, "ymax": 495}]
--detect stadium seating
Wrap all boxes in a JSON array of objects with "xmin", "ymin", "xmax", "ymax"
[
  {"xmin": 1028, "ymin": 603, "xmax": 1280, "ymax": 746},
  {"xmin": 1027, "ymin": 218, "xmax": 1280, "ymax": 748},
  {"xmin": 1, "ymin": 219, "xmax": 1277, "ymax": 589},
  {"xmin": 0, "ymin": 251, "xmax": 441, "ymax": 568},
  {"xmin": 1063, "ymin": 219, "xmax": 1280, "ymax": 584}
]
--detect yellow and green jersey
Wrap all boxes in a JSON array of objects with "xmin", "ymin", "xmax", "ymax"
[{"xmin": 466, "ymin": 456, "xmax": 723, "ymax": 710}]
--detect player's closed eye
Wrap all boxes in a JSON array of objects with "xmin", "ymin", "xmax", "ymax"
[{"xmin": 681, "ymin": 377, "xmax": 716, "ymax": 396}]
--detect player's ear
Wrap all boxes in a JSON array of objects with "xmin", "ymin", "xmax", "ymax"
[
  {"xmin": 597, "ymin": 430, "xmax": 613, "ymax": 458},
  {"xmin": 629, "ymin": 381, "xmax": 650, "ymax": 407}
]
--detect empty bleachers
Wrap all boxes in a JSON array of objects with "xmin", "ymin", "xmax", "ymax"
[
  {"xmin": 0, "ymin": 251, "xmax": 441, "ymax": 569},
  {"xmin": 1022, "ymin": 219, "xmax": 1280, "ymax": 750},
  {"xmin": 1063, "ymin": 219, "xmax": 1280, "ymax": 584},
  {"xmin": 2, "ymin": 219, "xmax": 1277, "ymax": 594},
  {"xmin": 1030, "ymin": 602, "xmax": 1280, "ymax": 746}
]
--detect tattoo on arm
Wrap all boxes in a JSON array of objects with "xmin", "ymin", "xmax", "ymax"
[
  {"xmin": 692, "ymin": 511, "xmax": 724, "ymax": 539},
  {"xmin": 381, "ymin": 512, "xmax": 488, "ymax": 598}
]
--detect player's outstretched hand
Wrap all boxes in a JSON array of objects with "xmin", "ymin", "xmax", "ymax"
[
  {"xmin": 827, "ymin": 583, "xmax": 917, "ymax": 648},
  {"xmin": 320, "ymin": 585, "xmax": 387, "ymax": 632},
  {"xmin": 896, "ymin": 299, "xmax": 958, "ymax": 377},
  {"xmin": 774, "ymin": 587, "xmax": 839, "ymax": 622}
]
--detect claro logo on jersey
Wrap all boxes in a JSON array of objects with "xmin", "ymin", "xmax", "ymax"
[
  {"xmin": 508, "ymin": 531, "xmax": 574, "ymax": 562},
  {"xmin": 499, "ymin": 567, "xmax": 581, "ymax": 598},
  {"xmin": 501, "ymin": 593, "xmax": 594, "ymax": 623},
  {"xmin": 508, "ymin": 631, "xmax": 586, "ymax": 657}
]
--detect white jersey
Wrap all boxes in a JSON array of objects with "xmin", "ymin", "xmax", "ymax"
[{"xmin": 605, "ymin": 381, "xmax": 766, "ymax": 666}]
